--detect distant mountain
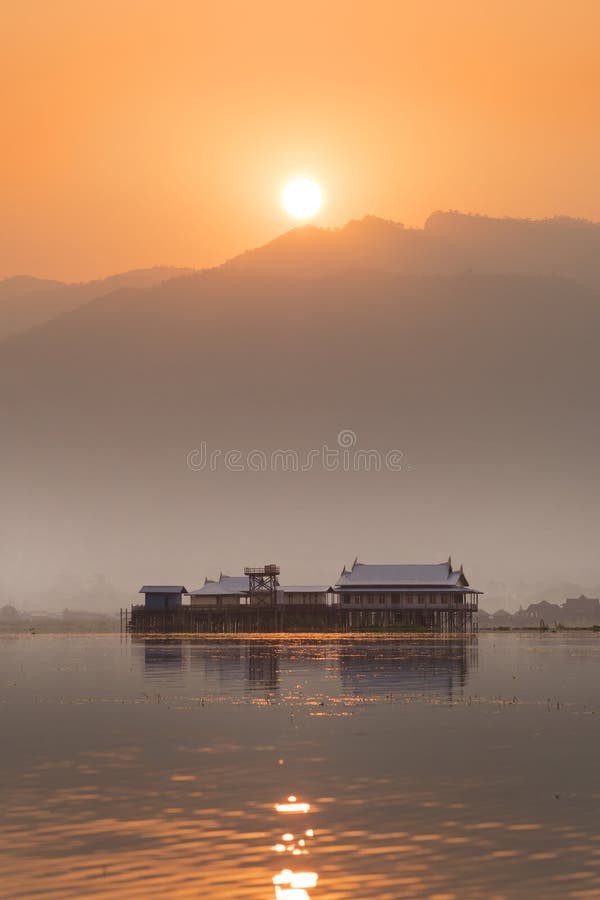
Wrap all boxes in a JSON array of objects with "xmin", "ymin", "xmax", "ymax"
[
  {"xmin": 6, "ymin": 212, "xmax": 600, "ymax": 344},
  {"xmin": 224, "ymin": 216, "xmax": 417, "ymax": 277},
  {"xmin": 1, "ymin": 211, "xmax": 599, "ymax": 604},
  {"xmin": 226, "ymin": 212, "xmax": 600, "ymax": 289},
  {"xmin": 424, "ymin": 211, "xmax": 600, "ymax": 289},
  {"xmin": 1, "ymin": 275, "xmax": 64, "ymax": 294},
  {"xmin": 0, "ymin": 266, "xmax": 194, "ymax": 341}
]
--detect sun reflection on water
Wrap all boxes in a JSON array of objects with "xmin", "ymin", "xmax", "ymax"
[
  {"xmin": 272, "ymin": 796, "xmax": 318, "ymax": 899},
  {"xmin": 2, "ymin": 634, "xmax": 600, "ymax": 898}
]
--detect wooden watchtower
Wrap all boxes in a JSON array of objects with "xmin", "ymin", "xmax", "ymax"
[{"xmin": 244, "ymin": 563, "xmax": 280, "ymax": 605}]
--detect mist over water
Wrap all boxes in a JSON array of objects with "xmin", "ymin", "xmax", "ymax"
[{"xmin": 2, "ymin": 633, "xmax": 599, "ymax": 898}]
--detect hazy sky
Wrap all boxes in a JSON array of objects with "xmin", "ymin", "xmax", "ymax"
[{"xmin": 2, "ymin": 0, "xmax": 600, "ymax": 281}]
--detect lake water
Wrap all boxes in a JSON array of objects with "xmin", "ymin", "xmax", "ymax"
[{"xmin": 1, "ymin": 633, "xmax": 599, "ymax": 899}]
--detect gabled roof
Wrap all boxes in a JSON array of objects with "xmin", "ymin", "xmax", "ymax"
[
  {"xmin": 139, "ymin": 585, "xmax": 188, "ymax": 594},
  {"xmin": 190, "ymin": 574, "xmax": 250, "ymax": 596},
  {"xmin": 335, "ymin": 560, "xmax": 469, "ymax": 589}
]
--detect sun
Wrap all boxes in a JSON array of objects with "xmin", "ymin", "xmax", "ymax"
[{"xmin": 281, "ymin": 178, "xmax": 322, "ymax": 219}]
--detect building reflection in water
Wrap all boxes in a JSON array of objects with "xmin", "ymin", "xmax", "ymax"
[
  {"xmin": 188, "ymin": 642, "xmax": 245, "ymax": 686},
  {"xmin": 142, "ymin": 639, "xmax": 185, "ymax": 675},
  {"xmin": 135, "ymin": 639, "xmax": 281, "ymax": 691},
  {"xmin": 272, "ymin": 795, "xmax": 318, "ymax": 899},
  {"xmin": 134, "ymin": 637, "xmax": 477, "ymax": 701},
  {"xmin": 247, "ymin": 644, "xmax": 279, "ymax": 691},
  {"xmin": 338, "ymin": 638, "xmax": 477, "ymax": 701},
  {"xmin": 187, "ymin": 641, "xmax": 280, "ymax": 691}
]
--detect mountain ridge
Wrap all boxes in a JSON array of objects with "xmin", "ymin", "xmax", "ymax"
[
  {"xmin": 0, "ymin": 265, "xmax": 195, "ymax": 341},
  {"xmin": 4, "ymin": 210, "xmax": 600, "ymax": 343},
  {"xmin": 224, "ymin": 211, "xmax": 600, "ymax": 287}
]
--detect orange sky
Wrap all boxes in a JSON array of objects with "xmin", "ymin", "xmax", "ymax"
[{"xmin": 2, "ymin": 0, "xmax": 600, "ymax": 281}]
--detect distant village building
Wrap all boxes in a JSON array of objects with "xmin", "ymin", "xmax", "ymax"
[
  {"xmin": 480, "ymin": 594, "xmax": 600, "ymax": 628},
  {"xmin": 0, "ymin": 604, "xmax": 20, "ymax": 622},
  {"xmin": 335, "ymin": 558, "xmax": 479, "ymax": 610},
  {"xmin": 521, "ymin": 600, "xmax": 560, "ymax": 624},
  {"xmin": 563, "ymin": 595, "xmax": 600, "ymax": 618},
  {"xmin": 139, "ymin": 586, "xmax": 188, "ymax": 611}
]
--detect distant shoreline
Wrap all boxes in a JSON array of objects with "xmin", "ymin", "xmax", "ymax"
[
  {"xmin": 1, "ymin": 625, "xmax": 599, "ymax": 637},
  {"xmin": 0, "ymin": 621, "xmax": 119, "ymax": 635}
]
